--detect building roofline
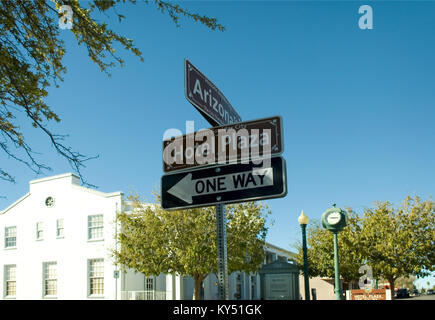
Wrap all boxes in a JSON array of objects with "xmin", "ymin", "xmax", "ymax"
[
  {"xmin": 1, "ymin": 173, "xmax": 123, "ymax": 215},
  {"xmin": 71, "ymin": 184, "xmax": 123, "ymax": 198},
  {"xmin": 29, "ymin": 172, "xmax": 80, "ymax": 185},
  {"xmin": 0, "ymin": 193, "xmax": 30, "ymax": 215},
  {"xmin": 29, "ymin": 172, "xmax": 123, "ymax": 198},
  {"xmin": 265, "ymin": 241, "xmax": 297, "ymax": 257}
]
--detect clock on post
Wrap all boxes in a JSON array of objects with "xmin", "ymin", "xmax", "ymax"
[{"xmin": 321, "ymin": 204, "xmax": 348, "ymax": 232}]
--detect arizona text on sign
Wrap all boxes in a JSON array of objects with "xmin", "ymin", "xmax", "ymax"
[{"xmin": 185, "ymin": 59, "xmax": 241, "ymax": 127}]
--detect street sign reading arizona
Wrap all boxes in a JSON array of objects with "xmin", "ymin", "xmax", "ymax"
[
  {"xmin": 161, "ymin": 156, "xmax": 287, "ymax": 210},
  {"xmin": 185, "ymin": 59, "xmax": 242, "ymax": 127}
]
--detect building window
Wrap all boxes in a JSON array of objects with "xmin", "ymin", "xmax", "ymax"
[
  {"xmin": 43, "ymin": 262, "xmax": 57, "ymax": 297},
  {"xmin": 36, "ymin": 222, "xmax": 44, "ymax": 240},
  {"xmin": 144, "ymin": 277, "xmax": 155, "ymax": 300},
  {"xmin": 89, "ymin": 259, "xmax": 104, "ymax": 296},
  {"xmin": 5, "ymin": 227, "xmax": 17, "ymax": 248},
  {"xmin": 88, "ymin": 215, "xmax": 103, "ymax": 240},
  {"xmin": 56, "ymin": 219, "xmax": 64, "ymax": 238},
  {"xmin": 45, "ymin": 196, "xmax": 55, "ymax": 208},
  {"xmin": 4, "ymin": 265, "xmax": 16, "ymax": 298},
  {"xmin": 145, "ymin": 277, "xmax": 154, "ymax": 291}
]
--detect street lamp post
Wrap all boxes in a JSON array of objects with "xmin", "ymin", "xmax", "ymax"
[{"xmin": 298, "ymin": 210, "xmax": 310, "ymax": 301}]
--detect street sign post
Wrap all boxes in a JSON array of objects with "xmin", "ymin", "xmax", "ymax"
[
  {"xmin": 184, "ymin": 59, "xmax": 244, "ymax": 300},
  {"xmin": 161, "ymin": 156, "xmax": 287, "ymax": 210},
  {"xmin": 185, "ymin": 59, "xmax": 241, "ymax": 127},
  {"xmin": 215, "ymin": 203, "xmax": 229, "ymax": 300},
  {"xmin": 163, "ymin": 116, "xmax": 284, "ymax": 173}
]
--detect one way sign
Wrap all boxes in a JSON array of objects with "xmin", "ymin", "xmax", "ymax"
[{"xmin": 161, "ymin": 156, "xmax": 287, "ymax": 210}]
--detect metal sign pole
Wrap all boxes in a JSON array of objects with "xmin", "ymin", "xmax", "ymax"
[{"xmin": 216, "ymin": 203, "xmax": 229, "ymax": 300}]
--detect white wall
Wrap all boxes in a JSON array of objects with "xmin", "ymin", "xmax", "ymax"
[
  {"xmin": 0, "ymin": 173, "xmax": 123, "ymax": 300},
  {"xmin": 299, "ymin": 276, "xmax": 335, "ymax": 300}
]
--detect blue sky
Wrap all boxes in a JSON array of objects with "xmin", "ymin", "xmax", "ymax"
[{"xmin": 1, "ymin": 1, "xmax": 434, "ymax": 288}]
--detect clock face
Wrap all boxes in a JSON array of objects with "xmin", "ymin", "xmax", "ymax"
[
  {"xmin": 327, "ymin": 212, "xmax": 341, "ymax": 225},
  {"xmin": 45, "ymin": 197, "xmax": 55, "ymax": 208}
]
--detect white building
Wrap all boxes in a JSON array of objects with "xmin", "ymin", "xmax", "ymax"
[{"xmin": 0, "ymin": 173, "xmax": 296, "ymax": 300}]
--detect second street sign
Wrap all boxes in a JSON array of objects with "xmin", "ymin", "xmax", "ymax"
[
  {"xmin": 185, "ymin": 59, "xmax": 242, "ymax": 127},
  {"xmin": 161, "ymin": 156, "xmax": 287, "ymax": 210},
  {"xmin": 163, "ymin": 116, "xmax": 284, "ymax": 173}
]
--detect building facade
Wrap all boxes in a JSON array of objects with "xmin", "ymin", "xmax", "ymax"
[{"xmin": 0, "ymin": 173, "xmax": 296, "ymax": 300}]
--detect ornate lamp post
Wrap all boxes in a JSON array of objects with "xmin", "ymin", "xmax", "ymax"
[
  {"xmin": 321, "ymin": 204, "xmax": 348, "ymax": 300},
  {"xmin": 298, "ymin": 210, "xmax": 310, "ymax": 300}
]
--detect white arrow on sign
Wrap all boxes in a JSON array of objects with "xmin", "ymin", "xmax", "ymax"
[{"xmin": 167, "ymin": 168, "xmax": 274, "ymax": 204}]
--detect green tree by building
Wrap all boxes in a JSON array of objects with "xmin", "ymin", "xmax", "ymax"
[{"xmin": 113, "ymin": 194, "xmax": 271, "ymax": 300}]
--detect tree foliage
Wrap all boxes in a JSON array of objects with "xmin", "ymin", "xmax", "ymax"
[
  {"xmin": 0, "ymin": 0, "xmax": 223, "ymax": 185},
  {"xmin": 113, "ymin": 194, "xmax": 270, "ymax": 300},
  {"xmin": 360, "ymin": 196, "xmax": 435, "ymax": 292},
  {"xmin": 294, "ymin": 196, "xmax": 435, "ymax": 298}
]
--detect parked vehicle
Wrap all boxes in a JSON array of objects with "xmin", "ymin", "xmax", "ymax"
[
  {"xmin": 396, "ymin": 288, "xmax": 410, "ymax": 298},
  {"xmin": 426, "ymin": 289, "xmax": 434, "ymax": 295},
  {"xmin": 412, "ymin": 289, "xmax": 419, "ymax": 296}
]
